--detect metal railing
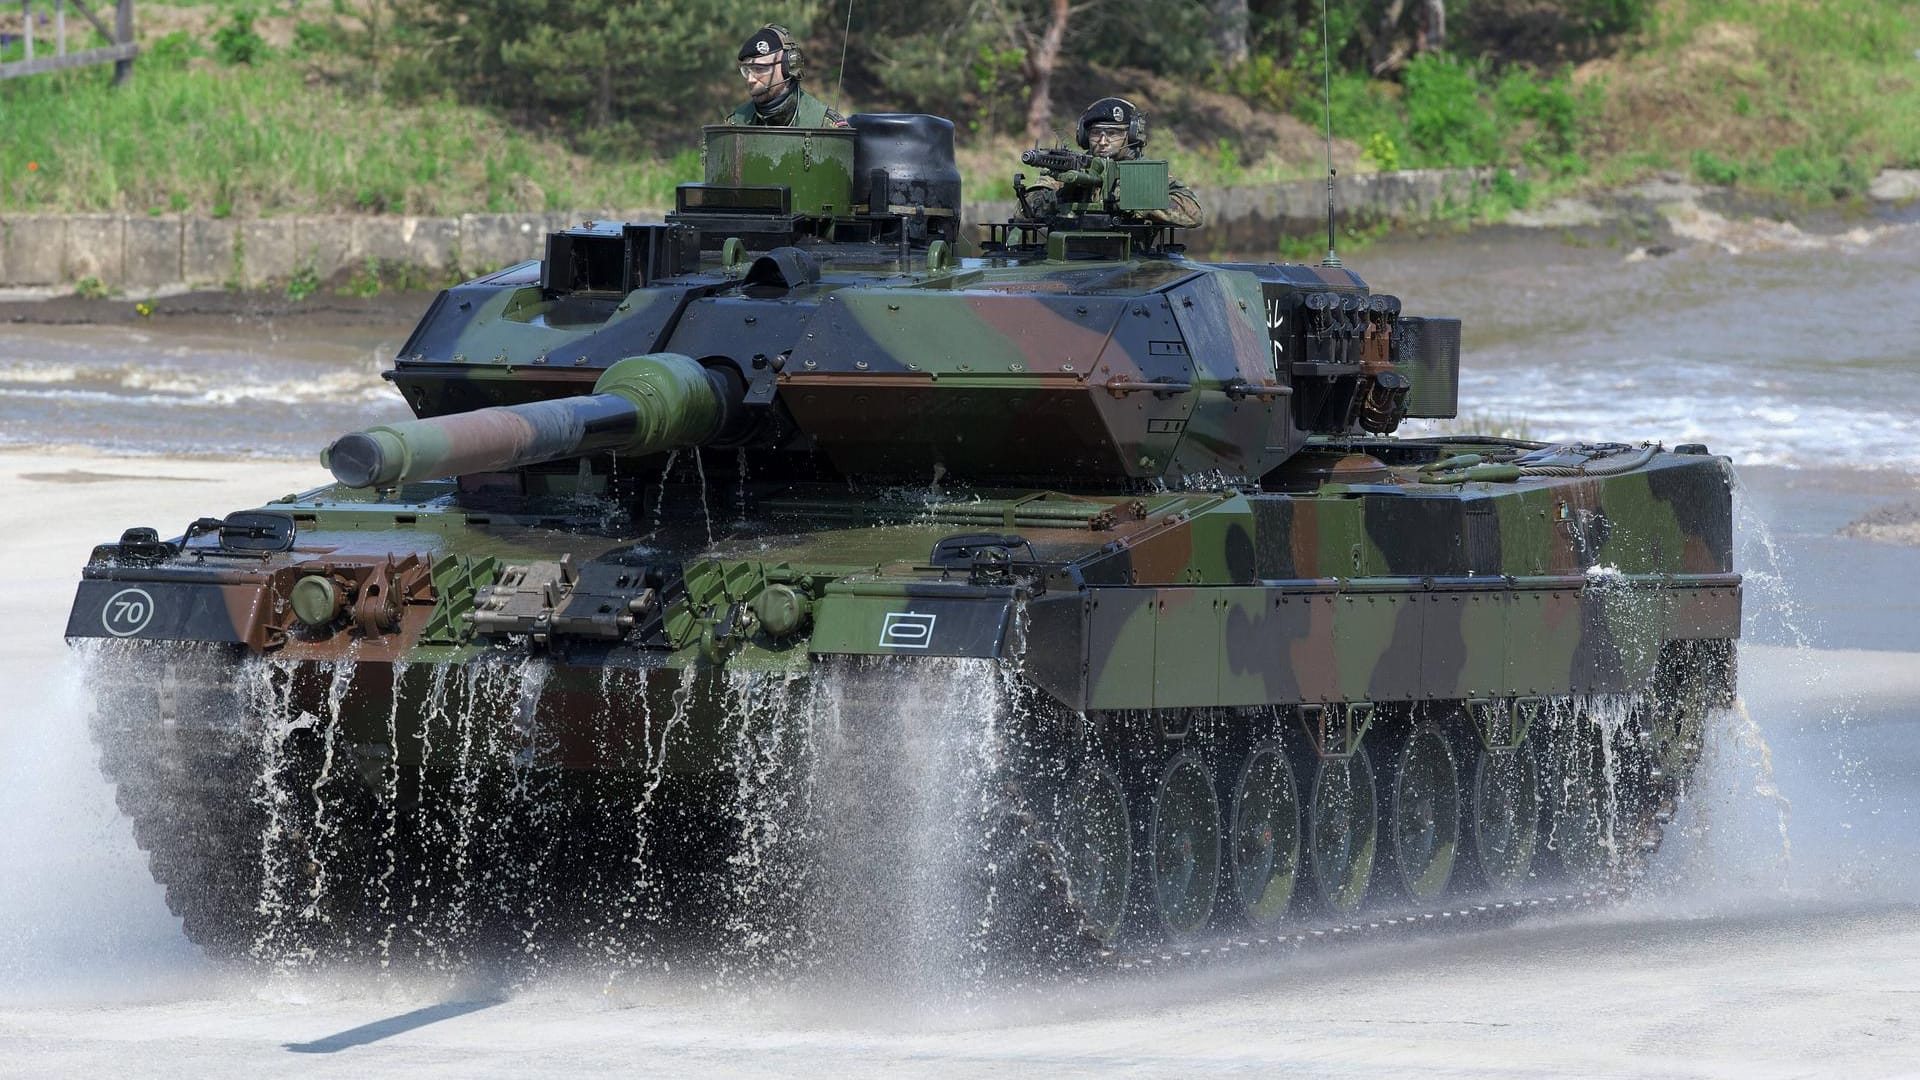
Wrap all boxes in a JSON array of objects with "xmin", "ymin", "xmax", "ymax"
[{"xmin": 0, "ymin": 0, "xmax": 136, "ymax": 83}]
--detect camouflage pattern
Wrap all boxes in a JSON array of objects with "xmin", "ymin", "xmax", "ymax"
[
  {"xmin": 64, "ymin": 111, "xmax": 1738, "ymax": 959},
  {"xmin": 69, "ymin": 452, "xmax": 1735, "ymax": 724},
  {"xmin": 1151, "ymin": 176, "xmax": 1204, "ymax": 230}
]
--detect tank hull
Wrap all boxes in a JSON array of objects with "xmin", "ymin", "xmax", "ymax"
[{"xmin": 70, "ymin": 438, "xmax": 1738, "ymax": 966}]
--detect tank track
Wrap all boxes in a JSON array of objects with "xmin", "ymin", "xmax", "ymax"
[
  {"xmin": 995, "ymin": 789, "xmax": 1666, "ymax": 975},
  {"xmin": 90, "ymin": 655, "xmax": 274, "ymax": 957},
  {"xmin": 85, "ymin": 646, "xmax": 1699, "ymax": 975},
  {"xmin": 963, "ymin": 686, "xmax": 1696, "ymax": 973}
]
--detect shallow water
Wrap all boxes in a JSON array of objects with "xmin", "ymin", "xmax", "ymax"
[
  {"xmin": 1364, "ymin": 223, "xmax": 1920, "ymax": 472},
  {"xmin": 0, "ymin": 319, "xmax": 410, "ymax": 457}
]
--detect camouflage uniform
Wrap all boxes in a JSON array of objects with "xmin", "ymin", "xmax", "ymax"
[{"xmin": 725, "ymin": 86, "xmax": 848, "ymax": 129}]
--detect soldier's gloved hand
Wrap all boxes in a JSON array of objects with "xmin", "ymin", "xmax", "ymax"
[{"xmin": 1022, "ymin": 186, "xmax": 1058, "ymax": 220}]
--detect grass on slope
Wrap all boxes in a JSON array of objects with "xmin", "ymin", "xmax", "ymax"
[
  {"xmin": 0, "ymin": 30, "xmax": 699, "ymax": 217},
  {"xmin": 4, "ymin": 0, "xmax": 1915, "ymax": 217},
  {"xmin": 1583, "ymin": 0, "xmax": 1920, "ymax": 200}
]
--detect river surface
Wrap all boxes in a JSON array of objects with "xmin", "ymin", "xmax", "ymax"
[
  {"xmin": 0, "ymin": 315, "xmax": 412, "ymax": 458},
  {"xmin": 1, "ymin": 223, "xmax": 1917, "ymax": 1076}
]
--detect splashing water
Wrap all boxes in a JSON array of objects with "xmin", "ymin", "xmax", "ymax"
[
  {"xmin": 1722, "ymin": 473, "xmax": 1886, "ymax": 891},
  {"xmin": 1622, "ymin": 471, "xmax": 1907, "ymax": 912},
  {"xmin": 0, "ymin": 644, "xmax": 203, "ymax": 1003},
  {"xmin": 736, "ymin": 447, "xmax": 751, "ymax": 525},
  {"xmin": 651, "ymin": 450, "xmax": 679, "ymax": 533},
  {"xmin": 800, "ymin": 659, "xmax": 1004, "ymax": 997},
  {"xmin": 692, "ymin": 449, "xmax": 714, "ymax": 547},
  {"xmin": 374, "ymin": 661, "xmax": 408, "ymax": 968},
  {"xmin": 65, "ymin": 633, "xmax": 1041, "ymax": 1003},
  {"xmin": 1729, "ymin": 698, "xmax": 1795, "ymax": 883},
  {"xmin": 711, "ymin": 657, "xmax": 1013, "ymax": 1002},
  {"xmin": 717, "ymin": 667, "xmax": 815, "ymax": 980},
  {"xmin": 583, "ymin": 664, "xmax": 692, "ymax": 974}
]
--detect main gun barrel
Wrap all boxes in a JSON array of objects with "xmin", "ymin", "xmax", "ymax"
[{"xmin": 324, "ymin": 353, "xmax": 730, "ymax": 488}]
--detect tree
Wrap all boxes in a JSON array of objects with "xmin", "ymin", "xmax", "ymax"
[
  {"xmin": 397, "ymin": 0, "xmax": 819, "ymax": 135},
  {"xmin": 984, "ymin": 0, "xmax": 1079, "ymax": 144},
  {"xmin": 1417, "ymin": 0, "xmax": 1446, "ymax": 54},
  {"xmin": 1212, "ymin": 0, "xmax": 1251, "ymax": 68},
  {"xmin": 1366, "ymin": 0, "xmax": 1446, "ymax": 75}
]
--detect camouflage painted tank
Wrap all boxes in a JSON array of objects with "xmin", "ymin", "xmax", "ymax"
[{"xmin": 68, "ymin": 114, "xmax": 1738, "ymax": 969}]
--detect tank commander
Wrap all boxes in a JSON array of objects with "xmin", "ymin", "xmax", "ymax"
[
  {"xmin": 727, "ymin": 24, "xmax": 850, "ymax": 129},
  {"xmin": 1019, "ymin": 97, "xmax": 1204, "ymax": 229}
]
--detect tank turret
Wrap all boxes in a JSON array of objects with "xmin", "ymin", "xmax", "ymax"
[{"xmin": 348, "ymin": 112, "xmax": 1462, "ymax": 490}]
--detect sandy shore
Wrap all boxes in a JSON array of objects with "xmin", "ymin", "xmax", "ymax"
[{"xmin": 2, "ymin": 445, "xmax": 1917, "ymax": 1077}]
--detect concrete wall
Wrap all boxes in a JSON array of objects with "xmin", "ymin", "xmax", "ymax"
[
  {"xmin": 0, "ymin": 168, "xmax": 1504, "ymax": 291},
  {"xmin": 0, "ymin": 209, "xmax": 665, "ymax": 292}
]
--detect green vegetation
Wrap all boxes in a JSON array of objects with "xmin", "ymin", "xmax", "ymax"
[
  {"xmin": 284, "ymin": 262, "xmax": 319, "ymax": 301},
  {"xmin": 0, "ymin": 13, "xmax": 703, "ymax": 216},
  {"xmin": 1591, "ymin": 0, "xmax": 1920, "ymax": 201},
  {"xmin": 337, "ymin": 255, "xmax": 458, "ymax": 297},
  {"xmin": 1, "ymin": 0, "xmax": 1914, "ymax": 217}
]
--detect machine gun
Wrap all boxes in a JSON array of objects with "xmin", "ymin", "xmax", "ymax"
[
  {"xmin": 1017, "ymin": 147, "xmax": 1113, "ymax": 215},
  {"xmin": 1015, "ymin": 146, "xmax": 1169, "ymax": 220},
  {"xmin": 1019, "ymin": 146, "xmax": 1097, "ymax": 175}
]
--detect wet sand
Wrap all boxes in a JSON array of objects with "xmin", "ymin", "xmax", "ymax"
[
  {"xmin": 2, "ymin": 902, "xmax": 1919, "ymax": 1079},
  {"xmin": 1, "ymin": 445, "xmax": 1917, "ymax": 1076}
]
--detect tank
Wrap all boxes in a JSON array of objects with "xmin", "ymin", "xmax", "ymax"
[{"xmin": 66, "ymin": 114, "xmax": 1739, "ymax": 971}]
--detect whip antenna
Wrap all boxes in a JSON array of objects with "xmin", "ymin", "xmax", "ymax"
[
  {"xmin": 1319, "ymin": 0, "xmax": 1341, "ymax": 268},
  {"xmin": 835, "ymin": 0, "xmax": 855, "ymax": 104}
]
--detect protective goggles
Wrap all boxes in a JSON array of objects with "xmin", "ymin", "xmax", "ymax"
[{"xmin": 739, "ymin": 57, "xmax": 782, "ymax": 80}]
